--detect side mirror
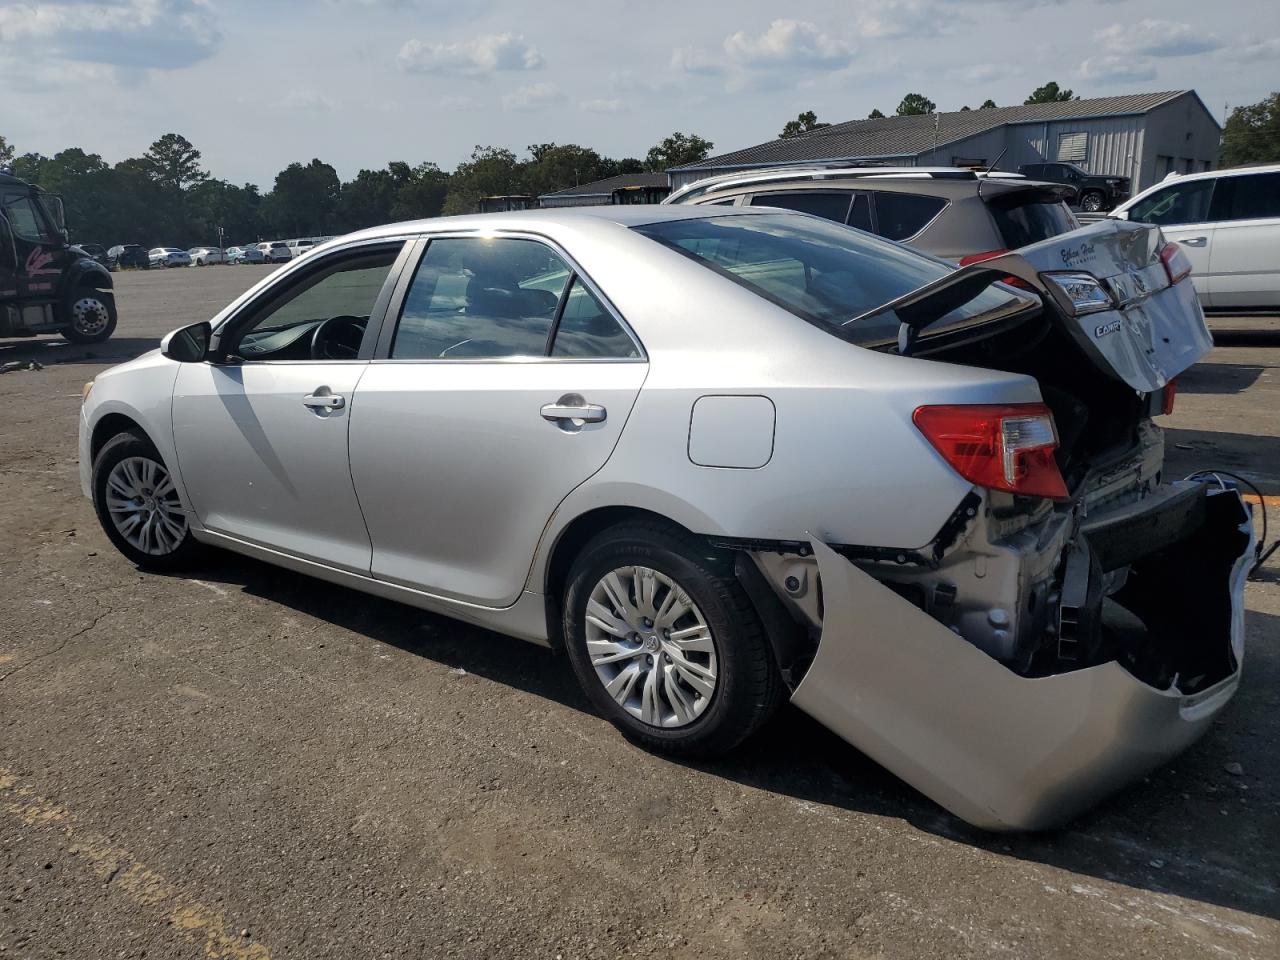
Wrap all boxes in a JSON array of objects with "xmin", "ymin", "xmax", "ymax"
[{"xmin": 161, "ymin": 321, "xmax": 211, "ymax": 363}]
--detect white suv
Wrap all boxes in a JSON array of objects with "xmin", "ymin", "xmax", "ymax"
[{"xmin": 1111, "ymin": 163, "xmax": 1280, "ymax": 311}]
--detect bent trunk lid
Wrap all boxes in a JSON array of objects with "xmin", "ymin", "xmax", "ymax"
[{"xmin": 859, "ymin": 219, "xmax": 1211, "ymax": 392}]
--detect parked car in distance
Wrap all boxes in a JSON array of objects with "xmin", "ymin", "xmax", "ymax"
[
  {"xmin": 1018, "ymin": 162, "xmax": 1129, "ymax": 213},
  {"xmin": 189, "ymin": 247, "xmax": 225, "ymax": 266},
  {"xmin": 79, "ymin": 206, "xmax": 1250, "ymax": 831},
  {"xmin": 226, "ymin": 245, "xmax": 266, "ymax": 265},
  {"xmin": 287, "ymin": 239, "xmax": 318, "ymax": 259},
  {"xmin": 258, "ymin": 240, "xmax": 292, "ymax": 263},
  {"xmin": 73, "ymin": 243, "xmax": 110, "ymax": 268},
  {"xmin": 1110, "ymin": 163, "xmax": 1280, "ymax": 311},
  {"xmin": 107, "ymin": 244, "xmax": 150, "ymax": 270},
  {"xmin": 149, "ymin": 247, "xmax": 192, "ymax": 268},
  {"xmin": 666, "ymin": 166, "xmax": 1080, "ymax": 263}
]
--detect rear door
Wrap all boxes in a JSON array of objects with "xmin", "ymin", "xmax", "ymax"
[
  {"xmin": 1123, "ymin": 177, "xmax": 1216, "ymax": 306},
  {"xmin": 348, "ymin": 233, "xmax": 647, "ymax": 606},
  {"xmin": 1203, "ymin": 171, "xmax": 1280, "ymax": 309}
]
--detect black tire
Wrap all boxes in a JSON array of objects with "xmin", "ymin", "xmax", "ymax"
[
  {"xmin": 562, "ymin": 519, "xmax": 783, "ymax": 757},
  {"xmin": 60, "ymin": 291, "xmax": 118, "ymax": 344},
  {"xmin": 92, "ymin": 431, "xmax": 203, "ymax": 571},
  {"xmin": 1080, "ymin": 190, "xmax": 1104, "ymax": 213}
]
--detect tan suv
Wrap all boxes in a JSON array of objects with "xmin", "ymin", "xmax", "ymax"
[{"xmin": 664, "ymin": 166, "xmax": 1080, "ymax": 263}]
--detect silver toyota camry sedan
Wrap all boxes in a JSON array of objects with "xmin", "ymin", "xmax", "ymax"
[{"xmin": 79, "ymin": 206, "xmax": 1253, "ymax": 830}]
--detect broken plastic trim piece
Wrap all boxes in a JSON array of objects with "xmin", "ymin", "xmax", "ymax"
[{"xmin": 791, "ymin": 493, "xmax": 1253, "ymax": 831}]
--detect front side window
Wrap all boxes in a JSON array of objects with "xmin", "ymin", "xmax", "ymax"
[
  {"xmin": 232, "ymin": 245, "xmax": 401, "ymax": 360},
  {"xmin": 2, "ymin": 195, "xmax": 53, "ymax": 242},
  {"xmin": 871, "ymin": 192, "xmax": 947, "ymax": 241},
  {"xmin": 634, "ymin": 213, "xmax": 1034, "ymax": 347},
  {"xmin": 1128, "ymin": 180, "xmax": 1214, "ymax": 226}
]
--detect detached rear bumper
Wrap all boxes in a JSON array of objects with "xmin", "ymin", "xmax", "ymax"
[{"xmin": 792, "ymin": 488, "xmax": 1253, "ymax": 831}]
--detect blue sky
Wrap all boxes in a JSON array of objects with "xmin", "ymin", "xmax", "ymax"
[{"xmin": 1, "ymin": 0, "xmax": 1276, "ymax": 188}]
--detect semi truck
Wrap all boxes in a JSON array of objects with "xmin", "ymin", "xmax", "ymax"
[{"xmin": 1, "ymin": 171, "xmax": 116, "ymax": 344}]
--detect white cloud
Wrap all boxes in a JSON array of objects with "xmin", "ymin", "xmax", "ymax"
[
  {"xmin": 279, "ymin": 90, "xmax": 337, "ymax": 112},
  {"xmin": 0, "ymin": 0, "xmax": 220, "ymax": 70},
  {"xmin": 501, "ymin": 81, "xmax": 564, "ymax": 111},
  {"xmin": 723, "ymin": 19, "xmax": 855, "ymax": 68},
  {"xmin": 669, "ymin": 46, "xmax": 723, "ymax": 76},
  {"xmin": 397, "ymin": 32, "xmax": 543, "ymax": 74},
  {"xmin": 855, "ymin": 2, "xmax": 945, "ymax": 39},
  {"xmin": 948, "ymin": 62, "xmax": 1014, "ymax": 84},
  {"xmin": 580, "ymin": 98, "xmax": 623, "ymax": 113},
  {"xmin": 1096, "ymin": 19, "xmax": 1221, "ymax": 57},
  {"xmin": 1078, "ymin": 54, "xmax": 1157, "ymax": 84},
  {"xmin": 1231, "ymin": 36, "xmax": 1280, "ymax": 62}
]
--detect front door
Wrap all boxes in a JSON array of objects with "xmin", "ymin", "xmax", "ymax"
[
  {"xmin": 172, "ymin": 242, "xmax": 405, "ymax": 572},
  {"xmin": 0, "ymin": 190, "xmax": 64, "ymax": 302},
  {"xmin": 349, "ymin": 234, "xmax": 647, "ymax": 606},
  {"xmin": 1124, "ymin": 177, "xmax": 1216, "ymax": 307}
]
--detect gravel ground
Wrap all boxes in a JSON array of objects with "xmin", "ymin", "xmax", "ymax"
[{"xmin": 1, "ymin": 265, "xmax": 1277, "ymax": 960}]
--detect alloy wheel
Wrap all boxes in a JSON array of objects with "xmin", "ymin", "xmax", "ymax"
[
  {"xmin": 104, "ymin": 456, "xmax": 187, "ymax": 556},
  {"xmin": 584, "ymin": 565, "xmax": 718, "ymax": 728},
  {"xmin": 70, "ymin": 297, "xmax": 111, "ymax": 337}
]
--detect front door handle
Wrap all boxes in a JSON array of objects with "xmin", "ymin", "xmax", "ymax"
[
  {"xmin": 1179, "ymin": 237, "xmax": 1207, "ymax": 247},
  {"xmin": 303, "ymin": 393, "xmax": 345, "ymax": 410},
  {"xmin": 541, "ymin": 394, "xmax": 606, "ymax": 423}
]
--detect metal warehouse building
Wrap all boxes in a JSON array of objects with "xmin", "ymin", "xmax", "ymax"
[{"xmin": 669, "ymin": 91, "xmax": 1221, "ymax": 195}]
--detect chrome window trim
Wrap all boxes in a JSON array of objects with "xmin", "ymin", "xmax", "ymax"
[{"xmin": 379, "ymin": 228, "xmax": 648, "ymax": 363}]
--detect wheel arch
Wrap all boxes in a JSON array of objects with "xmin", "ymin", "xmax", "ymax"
[{"xmin": 90, "ymin": 411, "xmax": 148, "ymax": 463}]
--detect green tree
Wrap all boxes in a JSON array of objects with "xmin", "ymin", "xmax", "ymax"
[
  {"xmin": 390, "ymin": 162, "xmax": 449, "ymax": 221},
  {"xmin": 142, "ymin": 133, "xmax": 208, "ymax": 191},
  {"xmin": 980, "ymin": 99, "xmax": 998, "ymax": 109},
  {"xmin": 334, "ymin": 167, "xmax": 398, "ymax": 232},
  {"xmin": 1222, "ymin": 92, "xmax": 1280, "ymax": 166},
  {"xmin": 0, "ymin": 134, "xmax": 13, "ymax": 170},
  {"xmin": 868, "ymin": 108, "xmax": 886, "ymax": 119},
  {"xmin": 644, "ymin": 132, "xmax": 713, "ymax": 171},
  {"xmin": 262, "ymin": 159, "xmax": 341, "ymax": 236},
  {"xmin": 1024, "ymin": 82, "xmax": 1075, "ymax": 105},
  {"xmin": 896, "ymin": 93, "xmax": 936, "ymax": 116},
  {"xmin": 779, "ymin": 110, "xmax": 830, "ymax": 139},
  {"xmin": 186, "ymin": 179, "xmax": 263, "ymax": 245},
  {"xmin": 524, "ymin": 143, "xmax": 610, "ymax": 196},
  {"xmin": 442, "ymin": 146, "xmax": 526, "ymax": 216}
]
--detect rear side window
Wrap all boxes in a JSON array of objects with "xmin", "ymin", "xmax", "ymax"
[
  {"xmin": 1208, "ymin": 172, "xmax": 1280, "ymax": 221},
  {"xmin": 988, "ymin": 197, "xmax": 1078, "ymax": 249},
  {"xmin": 872, "ymin": 192, "xmax": 947, "ymax": 240},
  {"xmin": 551, "ymin": 278, "xmax": 640, "ymax": 359},
  {"xmin": 750, "ymin": 191, "xmax": 853, "ymax": 224}
]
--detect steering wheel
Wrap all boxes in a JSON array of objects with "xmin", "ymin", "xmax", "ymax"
[{"xmin": 310, "ymin": 315, "xmax": 367, "ymax": 360}]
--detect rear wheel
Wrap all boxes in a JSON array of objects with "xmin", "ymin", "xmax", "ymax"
[
  {"xmin": 562, "ymin": 520, "xmax": 782, "ymax": 757},
  {"xmin": 1080, "ymin": 190, "xmax": 1104, "ymax": 212},
  {"xmin": 61, "ymin": 291, "xmax": 117, "ymax": 344},
  {"xmin": 92, "ymin": 431, "xmax": 201, "ymax": 571}
]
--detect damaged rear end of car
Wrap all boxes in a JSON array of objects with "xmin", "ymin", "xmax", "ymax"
[{"xmin": 767, "ymin": 219, "xmax": 1254, "ymax": 830}]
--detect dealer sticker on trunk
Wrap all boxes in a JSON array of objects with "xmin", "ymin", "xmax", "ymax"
[{"xmin": 1095, "ymin": 319, "xmax": 1122, "ymax": 338}]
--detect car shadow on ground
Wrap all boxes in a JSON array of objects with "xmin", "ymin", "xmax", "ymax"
[
  {"xmin": 1177, "ymin": 361, "xmax": 1269, "ymax": 395},
  {"xmin": 0, "ymin": 336, "xmax": 159, "ymax": 367},
  {"xmin": 1164, "ymin": 427, "xmax": 1280, "ymax": 496},
  {"xmin": 171, "ymin": 551, "xmax": 1280, "ymax": 927}
]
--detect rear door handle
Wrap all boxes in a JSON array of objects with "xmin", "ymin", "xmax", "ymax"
[
  {"xmin": 1179, "ymin": 237, "xmax": 1207, "ymax": 247},
  {"xmin": 303, "ymin": 393, "xmax": 345, "ymax": 410},
  {"xmin": 541, "ymin": 394, "xmax": 606, "ymax": 423}
]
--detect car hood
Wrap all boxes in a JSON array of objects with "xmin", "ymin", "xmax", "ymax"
[{"xmin": 858, "ymin": 219, "xmax": 1209, "ymax": 393}]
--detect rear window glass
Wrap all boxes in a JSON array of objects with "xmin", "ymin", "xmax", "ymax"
[
  {"xmin": 633, "ymin": 213, "xmax": 1034, "ymax": 347},
  {"xmin": 1208, "ymin": 172, "xmax": 1280, "ymax": 221},
  {"xmin": 750, "ymin": 191, "xmax": 853, "ymax": 224},
  {"xmin": 989, "ymin": 198, "xmax": 1078, "ymax": 249},
  {"xmin": 872, "ymin": 192, "xmax": 947, "ymax": 240}
]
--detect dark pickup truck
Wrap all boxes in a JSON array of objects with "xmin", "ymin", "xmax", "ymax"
[{"xmin": 1018, "ymin": 162, "xmax": 1130, "ymax": 213}]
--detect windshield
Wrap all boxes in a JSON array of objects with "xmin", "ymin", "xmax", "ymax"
[{"xmin": 633, "ymin": 213, "xmax": 1034, "ymax": 346}]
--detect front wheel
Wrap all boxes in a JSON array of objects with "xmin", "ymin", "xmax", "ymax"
[
  {"xmin": 1080, "ymin": 190, "xmax": 1104, "ymax": 213},
  {"xmin": 562, "ymin": 520, "xmax": 782, "ymax": 757},
  {"xmin": 61, "ymin": 291, "xmax": 117, "ymax": 344},
  {"xmin": 92, "ymin": 431, "xmax": 202, "ymax": 571}
]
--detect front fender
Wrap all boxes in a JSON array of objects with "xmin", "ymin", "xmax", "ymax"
[{"xmin": 61, "ymin": 258, "xmax": 114, "ymax": 299}]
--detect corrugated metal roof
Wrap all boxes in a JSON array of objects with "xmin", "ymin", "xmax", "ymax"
[
  {"xmin": 672, "ymin": 91, "xmax": 1195, "ymax": 171},
  {"xmin": 540, "ymin": 173, "xmax": 670, "ymax": 199}
]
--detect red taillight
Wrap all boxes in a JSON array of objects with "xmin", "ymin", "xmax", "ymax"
[
  {"xmin": 1160, "ymin": 242, "xmax": 1192, "ymax": 285},
  {"xmin": 913, "ymin": 403, "xmax": 1069, "ymax": 500},
  {"xmin": 957, "ymin": 247, "xmax": 1030, "ymax": 288},
  {"xmin": 1162, "ymin": 378, "xmax": 1177, "ymax": 416},
  {"xmin": 958, "ymin": 248, "xmax": 1009, "ymax": 266}
]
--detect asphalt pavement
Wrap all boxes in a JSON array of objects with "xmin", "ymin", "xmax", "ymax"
[{"xmin": 1, "ymin": 265, "xmax": 1277, "ymax": 959}]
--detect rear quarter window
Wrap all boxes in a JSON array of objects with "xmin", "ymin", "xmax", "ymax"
[{"xmin": 872, "ymin": 192, "xmax": 947, "ymax": 241}]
